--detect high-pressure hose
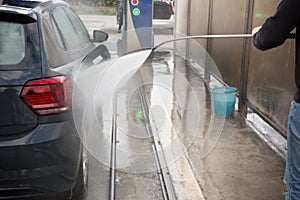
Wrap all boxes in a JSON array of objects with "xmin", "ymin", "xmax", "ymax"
[{"xmin": 153, "ymin": 33, "xmax": 296, "ymax": 50}]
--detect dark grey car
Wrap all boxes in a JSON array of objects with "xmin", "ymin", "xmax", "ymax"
[{"xmin": 0, "ymin": 0, "xmax": 108, "ymax": 199}]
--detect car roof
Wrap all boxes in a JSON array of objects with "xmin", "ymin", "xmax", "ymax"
[
  {"xmin": 0, "ymin": 0, "xmax": 68, "ymax": 16},
  {"xmin": 2, "ymin": 0, "xmax": 47, "ymax": 8}
]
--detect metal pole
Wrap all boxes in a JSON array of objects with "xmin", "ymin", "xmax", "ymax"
[
  {"xmin": 186, "ymin": 0, "xmax": 192, "ymax": 64},
  {"xmin": 205, "ymin": 0, "xmax": 214, "ymax": 83},
  {"xmin": 239, "ymin": 0, "xmax": 254, "ymax": 116},
  {"xmin": 187, "ymin": 0, "xmax": 192, "ymax": 36}
]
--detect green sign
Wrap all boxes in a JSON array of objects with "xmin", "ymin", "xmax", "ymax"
[
  {"xmin": 133, "ymin": 8, "xmax": 140, "ymax": 16},
  {"xmin": 136, "ymin": 109, "xmax": 144, "ymax": 126}
]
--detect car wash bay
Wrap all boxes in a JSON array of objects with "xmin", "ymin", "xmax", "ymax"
[{"xmin": 78, "ymin": 14, "xmax": 286, "ymax": 200}]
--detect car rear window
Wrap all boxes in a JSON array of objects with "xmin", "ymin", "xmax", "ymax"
[
  {"xmin": 0, "ymin": 14, "xmax": 40, "ymax": 70},
  {"xmin": 153, "ymin": 1, "xmax": 172, "ymax": 19},
  {"xmin": 0, "ymin": 22, "xmax": 25, "ymax": 65}
]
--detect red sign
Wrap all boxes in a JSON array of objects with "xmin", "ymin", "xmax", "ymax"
[{"xmin": 131, "ymin": 0, "xmax": 139, "ymax": 6}]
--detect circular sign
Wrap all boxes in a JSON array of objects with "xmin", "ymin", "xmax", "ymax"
[
  {"xmin": 131, "ymin": 0, "xmax": 139, "ymax": 6},
  {"xmin": 133, "ymin": 8, "xmax": 140, "ymax": 16}
]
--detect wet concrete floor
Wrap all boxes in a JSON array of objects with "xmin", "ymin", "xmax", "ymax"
[
  {"xmin": 188, "ymin": 115, "xmax": 286, "ymax": 200},
  {"xmin": 81, "ymin": 46, "xmax": 285, "ymax": 200},
  {"xmin": 113, "ymin": 51, "xmax": 284, "ymax": 199},
  {"xmin": 149, "ymin": 50, "xmax": 286, "ymax": 200},
  {"xmin": 124, "ymin": 51, "xmax": 285, "ymax": 200},
  {"xmin": 79, "ymin": 15, "xmax": 286, "ymax": 200}
]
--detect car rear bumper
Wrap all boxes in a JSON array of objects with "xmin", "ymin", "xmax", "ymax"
[
  {"xmin": 0, "ymin": 121, "xmax": 82, "ymax": 199},
  {"xmin": 153, "ymin": 15, "xmax": 174, "ymax": 29},
  {"xmin": 0, "ymin": 174, "xmax": 73, "ymax": 199}
]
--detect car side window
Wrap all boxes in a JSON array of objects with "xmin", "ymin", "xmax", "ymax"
[
  {"xmin": 65, "ymin": 8, "xmax": 90, "ymax": 45},
  {"xmin": 51, "ymin": 7, "xmax": 81, "ymax": 51},
  {"xmin": 51, "ymin": 18, "xmax": 64, "ymax": 49}
]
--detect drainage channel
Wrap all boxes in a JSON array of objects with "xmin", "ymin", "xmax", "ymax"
[
  {"xmin": 109, "ymin": 113, "xmax": 117, "ymax": 200},
  {"xmin": 137, "ymin": 77, "xmax": 177, "ymax": 200},
  {"xmin": 108, "ymin": 75, "xmax": 177, "ymax": 200}
]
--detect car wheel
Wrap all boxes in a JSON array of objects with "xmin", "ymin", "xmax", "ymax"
[{"xmin": 72, "ymin": 147, "xmax": 88, "ymax": 200}]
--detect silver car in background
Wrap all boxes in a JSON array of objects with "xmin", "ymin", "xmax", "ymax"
[{"xmin": 153, "ymin": 0, "xmax": 175, "ymax": 30}]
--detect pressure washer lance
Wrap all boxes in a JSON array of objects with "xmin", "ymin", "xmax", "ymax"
[{"xmin": 154, "ymin": 33, "xmax": 296, "ymax": 50}]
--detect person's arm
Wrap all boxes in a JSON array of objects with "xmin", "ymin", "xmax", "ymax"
[{"xmin": 253, "ymin": 0, "xmax": 300, "ymax": 51}]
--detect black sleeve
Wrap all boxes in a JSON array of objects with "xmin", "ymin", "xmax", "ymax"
[{"xmin": 253, "ymin": 0, "xmax": 300, "ymax": 51}]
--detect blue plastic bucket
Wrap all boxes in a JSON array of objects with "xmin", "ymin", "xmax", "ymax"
[{"xmin": 212, "ymin": 87, "xmax": 237, "ymax": 116}]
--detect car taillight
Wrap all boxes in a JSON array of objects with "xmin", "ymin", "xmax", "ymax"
[
  {"xmin": 21, "ymin": 76, "xmax": 71, "ymax": 116},
  {"xmin": 170, "ymin": 1, "xmax": 175, "ymax": 14}
]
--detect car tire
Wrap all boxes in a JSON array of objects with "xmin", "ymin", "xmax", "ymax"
[{"xmin": 72, "ymin": 147, "xmax": 88, "ymax": 200}]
